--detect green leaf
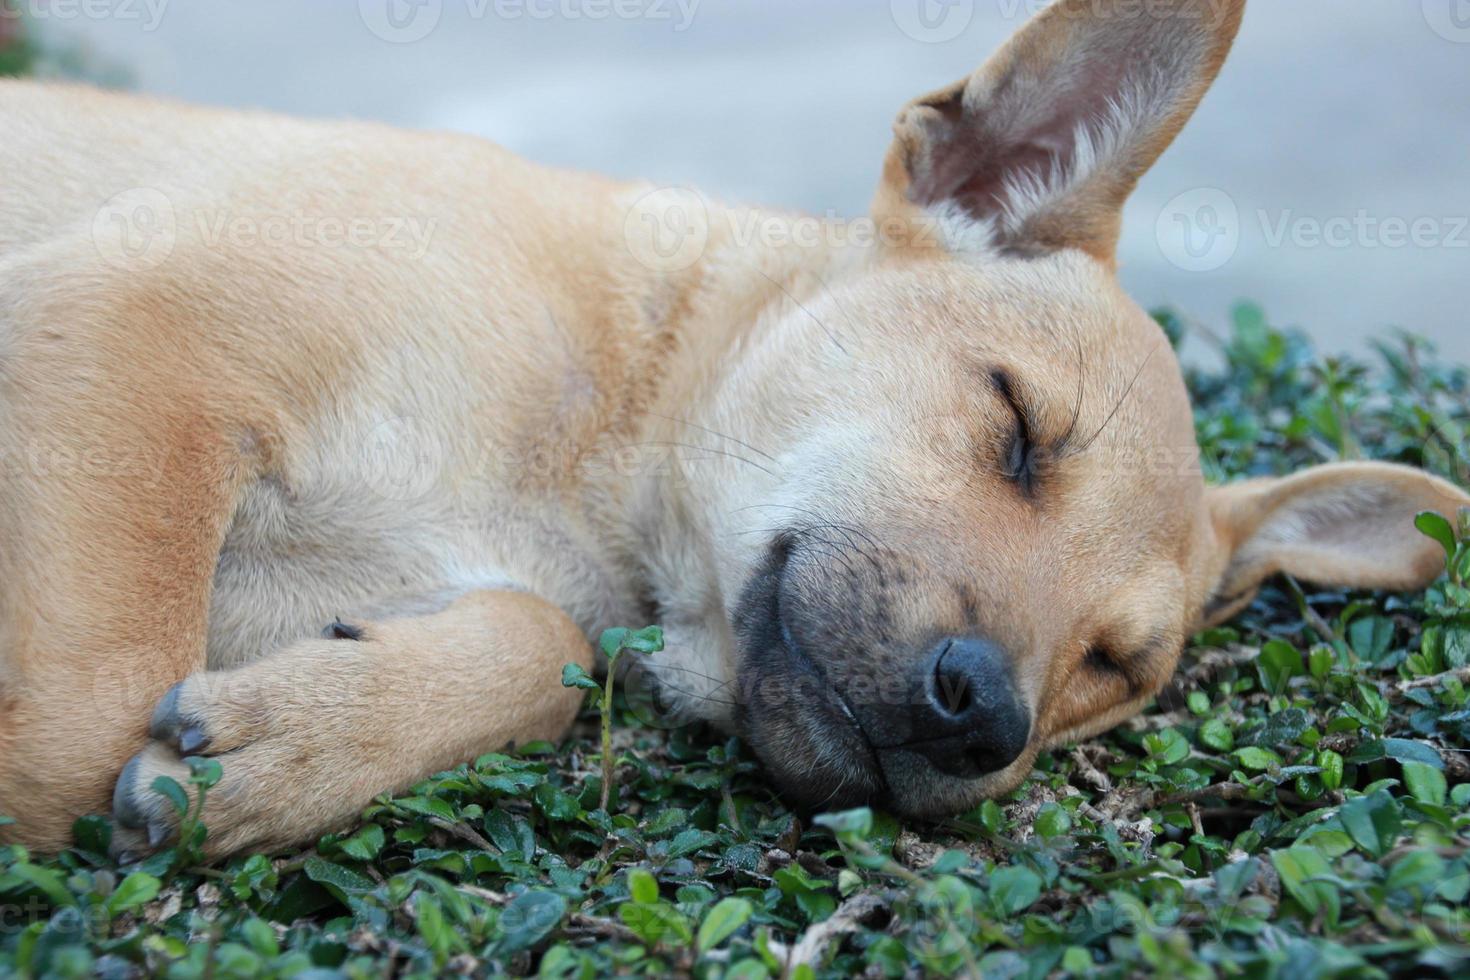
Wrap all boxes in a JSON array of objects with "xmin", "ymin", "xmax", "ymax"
[
  {"xmin": 8, "ymin": 863, "xmax": 75, "ymax": 908},
  {"xmin": 71, "ymin": 815, "xmax": 111, "ymax": 855},
  {"xmin": 1401, "ymin": 760, "xmax": 1447, "ymax": 806},
  {"xmin": 599, "ymin": 627, "xmax": 632, "ymax": 659},
  {"xmin": 498, "ymin": 890, "xmax": 566, "ymax": 954},
  {"xmin": 560, "ymin": 662, "xmax": 601, "ymax": 691},
  {"xmin": 627, "ymin": 868, "xmax": 660, "ymax": 905},
  {"xmin": 533, "ymin": 784, "xmax": 582, "ymax": 822},
  {"xmin": 1338, "ymin": 791, "xmax": 1402, "ymax": 858},
  {"xmin": 150, "ymin": 776, "xmax": 190, "ymax": 817},
  {"xmin": 668, "ymin": 828, "xmax": 719, "ymax": 858},
  {"xmin": 1063, "ymin": 947, "xmax": 1095, "ymax": 975},
  {"xmin": 620, "ymin": 901, "xmax": 693, "ymax": 946},
  {"xmin": 814, "ymin": 807, "xmax": 873, "ymax": 840},
  {"xmin": 1198, "ymin": 719, "xmax": 1234, "ymax": 752},
  {"xmin": 186, "ymin": 756, "xmax": 223, "ymax": 790},
  {"xmin": 599, "ymin": 625, "xmax": 665, "ymax": 662},
  {"xmin": 1443, "ymin": 625, "xmax": 1470, "ymax": 669},
  {"xmin": 1347, "ymin": 616, "xmax": 1394, "ymax": 664},
  {"xmin": 1257, "ymin": 640, "xmax": 1304, "ymax": 694},
  {"xmin": 1386, "ymin": 849, "xmax": 1445, "ymax": 893},
  {"xmin": 1251, "ymin": 707, "xmax": 1311, "ymax": 748},
  {"xmin": 988, "ymin": 865, "xmax": 1042, "ymax": 917},
  {"xmin": 727, "ymin": 959, "xmax": 773, "ymax": 980},
  {"xmin": 1033, "ymin": 804, "xmax": 1072, "ymax": 839},
  {"xmin": 644, "ymin": 807, "xmax": 689, "ymax": 836},
  {"xmin": 1233, "ymin": 747, "xmax": 1281, "ymax": 772},
  {"xmin": 1308, "ymin": 645, "xmax": 1335, "ymax": 680},
  {"xmin": 697, "ymin": 897, "xmax": 753, "ymax": 953},
  {"xmin": 1144, "ymin": 728, "xmax": 1191, "ymax": 765},
  {"xmin": 240, "ymin": 918, "xmax": 279, "ymax": 957},
  {"xmin": 1316, "ymin": 749, "xmax": 1344, "ymax": 792},
  {"xmin": 1416, "ymin": 510, "xmax": 1458, "ymax": 563},
  {"xmin": 1270, "ymin": 845, "xmax": 1340, "ymax": 926},
  {"xmin": 337, "ymin": 824, "xmax": 386, "ymax": 861},
  {"xmin": 302, "ymin": 857, "xmax": 376, "ymax": 897},
  {"xmin": 1349, "ymin": 738, "xmax": 1444, "ymax": 769},
  {"xmin": 416, "ymin": 892, "xmax": 452, "ymax": 963},
  {"xmin": 104, "ymin": 873, "xmax": 162, "ymax": 916},
  {"xmin": 625, "ymin": 625, "xmax": 666, "ymax": 654},
  {"xmin": 393, "ymin": 795, "xmax": 457, "ymax": 821},
  {"xmin": 484, "ymin": 809, "xmax": 536, "ymax": 862}
]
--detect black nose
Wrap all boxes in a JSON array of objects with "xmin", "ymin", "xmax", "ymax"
[{"xmin": 912, "ymin": 637, "xmax": 1031, "ymax": 778}]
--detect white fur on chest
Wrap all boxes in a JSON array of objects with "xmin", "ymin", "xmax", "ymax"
[{"xmin": 204, "ymin": 410, "xmax": 630, "ymax": 669}]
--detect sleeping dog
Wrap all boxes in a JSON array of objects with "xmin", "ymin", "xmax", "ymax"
[{"xmin": 1, "ymin": 0, "xmax": 1464, "ymax": 859}]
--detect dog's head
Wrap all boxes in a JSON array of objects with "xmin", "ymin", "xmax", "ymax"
[{"xmin": 661, "ymin": 0, "xmax": 1469, "ymax": 817}]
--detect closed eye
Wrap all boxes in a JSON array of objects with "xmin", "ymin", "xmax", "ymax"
[
  {"xmin": 1083, "ymin": 645, "xmax": 1143, "ymax": 697},
  {"xmin": 991, "ymin": 369, "xmax": 1038, "ymax": 494},
  {"xmin": 1084, "ymin": 645, "xmax": 1127, "ymax": 678},
  {"xmin": 1085, "ymin": 632, "xmax": 1181, "ymax": 698}
]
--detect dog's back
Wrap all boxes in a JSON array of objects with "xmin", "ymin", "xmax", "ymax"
[{"xmin": 0, "ymin": 82, "xmax": 657, "ymax": 846}]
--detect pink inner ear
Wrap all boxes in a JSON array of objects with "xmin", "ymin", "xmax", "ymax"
[{"xmin": 908, "ymin": 52, "xmax": 1134, "ymax": 227}]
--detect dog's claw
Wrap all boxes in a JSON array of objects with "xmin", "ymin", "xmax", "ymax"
[
  {"xmin": 323, "ymin": 618, "xmax": 363, "ymax": 641},
  {"xmin": 149, "ymin": 680, "xmax": 212, "ymax": 755},
  {"xmin": 112, "ymin": 755, "xmax": 146, "ymax": 829},
  {"xmin": 178, "ymin": 725, "xmax": 209, "ymax": 755},
  {"xmin": 148, "ymin": 683, "xmax": 182, "ymax": 740},
  {"xmin": 111, "ymin": 748, "xmax": 185, "ymax": 863}
]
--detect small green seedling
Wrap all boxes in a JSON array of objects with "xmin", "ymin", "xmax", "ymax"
[
  {"xmin": 562, "ymin": 625, "xmax": 664, "ymax": 812},
  {"xmin": 150, "ymin": 756, "xmax": 223, "ymax": 871},
  {"xmin": 1415, "ymin": 507, "xmax": 1470, "ymax": 587}
]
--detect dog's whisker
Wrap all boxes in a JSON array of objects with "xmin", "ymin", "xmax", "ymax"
[
  {"xmin": 732, "ymin": 504, "xmax": 885, "ymax": 552},
  {"xmin": 624, "ymin": 441, "xmax": 778, "ymax": 477},
  {"xmin": 755, "ymin": 269, "xmax": 850, "ymax": 355},
  {"xmin": 810, "ymin": 271, "xmax": 864, "ymax": 353},
  {"xmin": 1062, "ymin": 320, "xmax": 1088, "ymax": 451},
  {"xmin": 1072, "ymin": 343, "xmax": 1161, "ymax": 456},
  {"xmin": 644, "ymin": 411, "xmax": 779, "ymax": 463}
]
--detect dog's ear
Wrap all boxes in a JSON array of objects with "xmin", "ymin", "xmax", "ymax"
[
  {"xmin": 1197, "ymin": 463, "xmax": 1470, "ymax": 629},
  {"xmin": 875, "ymin": 0, "xmax": 1245, "ymax": 262}
]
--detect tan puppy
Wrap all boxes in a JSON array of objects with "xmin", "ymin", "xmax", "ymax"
[{"xmin": 0, "ymin": 0, "xmax": 1464, "ymax": 859}]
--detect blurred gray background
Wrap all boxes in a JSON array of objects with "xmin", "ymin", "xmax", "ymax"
[{"xmin": 27, "ymin": 0, "xmax": 1470, "ymax": 361}]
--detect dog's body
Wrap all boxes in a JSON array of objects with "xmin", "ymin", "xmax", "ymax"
[{"xmin": 2, "ymin": 0, "xmax": 1466, "ymax": 859}]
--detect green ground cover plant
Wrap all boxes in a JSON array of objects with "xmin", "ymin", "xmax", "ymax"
[{"xmin": 3, "ymin": 307, "xmax": 1468, "ymax": 978}]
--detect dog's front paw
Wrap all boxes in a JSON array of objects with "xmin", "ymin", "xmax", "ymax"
[
  {"xmin": 109, "ymin": 741, "xmax": 197, "ymax": 863},
  {"xmin": 109, "ymin": 671, "xmax": 271, "ymax": 862},
  {"xmin": 109, "ymin": 640, "xmax": 379, "ymax": 864}
]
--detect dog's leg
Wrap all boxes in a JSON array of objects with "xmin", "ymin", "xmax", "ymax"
[
  {"xmin": 109, "ymin": 589, "xmax": 592, "ymax": 859},
  {"xmin": 0, "ymin": 425, "xmax": 245, "ymax": 852}
]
